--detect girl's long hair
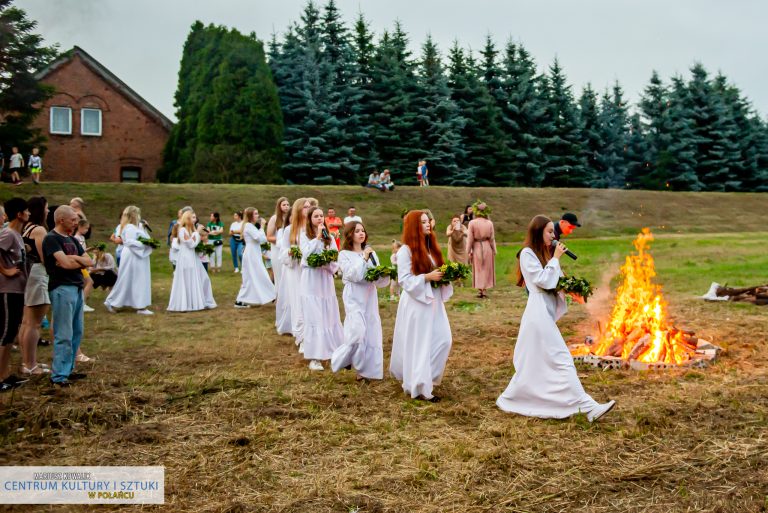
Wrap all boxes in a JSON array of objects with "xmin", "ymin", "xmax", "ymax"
[
  {"xmin": 401, "ymin": 210, "xmax": 443, "ymax": 275},
  {"xmin": 241, "ymin": 207, "xmax": 256, "ymax": 237},
  {"xmin": 305, "ymin": 206, "xmax": 332, "ymax": 247},
  {"xmin": 119, "ymin": 205, "xmax": 141, "ymax": 233},
  {"xmin": 179, "ymin": 211, "xmax": 196, "ymax": 236},
  {"xmin": 274, "ymin": 196, "xmax": 289, "ymax": 231},
  {"xmin": 26, "ymin": 196, "xmax": 48, "ymax": 229},
  {"xmin": 341, "ymin": 221, "xmax": 366, "ymax": 251},
  {"xmin": 289, "ymin": 198, "xmax": 307, "ymax": 245},
  {"xmin": 516, "ymin": 215, "xmax": 553, "ymax": 287}
]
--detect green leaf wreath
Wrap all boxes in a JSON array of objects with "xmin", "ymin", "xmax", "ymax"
[
  {"xmin": 137, "ymin": 236, "xmax": 160, "ymax": 249},
  {"xmin": 306, "ymin": 249, "xmax": 339, "ymax": 268},
  {"xmin": 556, "ymin": 276, "xmax": 594, "ymax": 302},
  {"xmin": 289, "ymin": 246, "xmax": 302, "ymax": 261},
  {"xmin": 431, "ymin": 261, "xmax": 471, "ymax": 288},
  {"xmin": 195, "ymin": 242, "xmax": 215, "ymax": 256},
  {"xmin": 365, "ymin": 265, "xmax": 397, "ymax": 282}
]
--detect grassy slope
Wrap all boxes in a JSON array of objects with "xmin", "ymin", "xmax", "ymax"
[
  {"xmin": 2, "ymin": 182, "xmax": 767, "ymax": 244},
  {"xmin": 1, "ymin": 183, "xmax": 767, "ymax": 512}
]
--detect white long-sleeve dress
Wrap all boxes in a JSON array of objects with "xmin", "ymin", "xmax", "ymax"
[
  {"xmin": 331, "ymin": 250, "xmax": 389, "ymax": 379},
  {"xmin": 283, "ymin": 227, "xmax": 305, "ymax": 345},
  {"xmin": 236, "ymin": 223, "xmax": 276, "ymax": 305},
  {"xmin": 274, "ymin": 227, "xmax": 292, "ymax": 335},
  {"xmin": 496, "ymin": 248, "xmax": 599, "ymax": 418},
  {"xmin": 167, "ymin": 228, "xmax": 217, "ymax": 312},
  {"xmin": 299, "ymin": 233, "xmax": 344, "ymax": 360},
  {"xmin": 390, "ymin": 245, "xmax": 453, "ymax": 399},
  {"xmin": 104, "ymin": 223, "xmax": 152, "ymax": 310},
  {"xmin": 269, "ymin": 215, "xmax": 282, "ymax": 287}
]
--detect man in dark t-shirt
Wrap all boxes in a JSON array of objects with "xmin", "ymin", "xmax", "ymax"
[{"xmin": 43, "ymin": 206, "xmax": 93, "ymax": 386}]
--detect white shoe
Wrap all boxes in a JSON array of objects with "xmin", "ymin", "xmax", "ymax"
[
  {"xmin": 298, "ymin": 342, "xmax": 304, "ymax": 354},
  {"xmin": 104, "ymin": 303, "xmax": 116, "ymax": 313},
  {"xmin": 234, "ymin": 268, "xmax": 239, "ymax": 273},
  {"xmin": 83, "ymin": 304, "xmax": 95, "ymax": 312},
  {"xmin": 587, "ymin": 400, "xmax": 616, "ymax": 422},
  {"xmin": 136, "ymin": 309, "xmax": 154, "ymax": 315},
  {"xmin": 308, "ymin": 360, "xmax": 324, "ymax": 371}
]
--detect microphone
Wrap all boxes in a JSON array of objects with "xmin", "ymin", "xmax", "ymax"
[
  {"xmin": 322, "ymin": 227, "xmax": 330, "ymax": 240},
  {"xmin": 552, "ymin": 240, "xmax": 577, "ymax": 260},
  {"xmin": 363, "ymin": 243, "xmax": 378, "ymax": 266}
]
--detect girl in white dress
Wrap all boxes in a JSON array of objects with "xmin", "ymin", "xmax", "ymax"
[
  {"xmin": 284, "ymin": 198, "xmax": 317, "ymax": 352},
  {"xmin": 274, "ymin": 211, "xmax": 293, "ymax": 336},
  {"xmin": 496, "ymin": 215, "xmax": 615, "ymax": 422},
  {"xmin": 267, "ymin": 197, "xmax": 291, "ymax": 333},
  {"xmin": 300, "ymin": 206, "xmax": 343, "ymax": 371},
  {"xmin": 331, "ymin": 222, "xmax": 389, "ymax": 379},
  {"xmin": 235, "ymin": 207, "xmax": 276, "ymax": 307},
  {"xmin": 167, "ymin": 211, "xmax": 217, "ymax": 312},
  {"xmin": 104, "ymin": 206, "xmax": 153, "ymax": 315},
  {"xmin": 266, "ymin": 197, "xmax": 290, "ymax": 287},
  {"xmin": 390, "ymin": 211, "xmax": 453, "ymax": 402}
]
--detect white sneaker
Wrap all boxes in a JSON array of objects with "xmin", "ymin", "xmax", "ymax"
[
  {"xmin": 104, "ymin": 303, "xmax": 116, "ymax": 313},
  {"xmin": 308, "ymin": 360, "xmax": 324, "ymax": 371},
  {"xmin": 587, "ymin": 400, "xmax": 616, "ymax": 422},
  {"xmin": 136, "ymin": 309, "xmax": 154, "ymax": 315},
  {"xmin": 298, "ymin": 342, "xmax": 305, "ymax": 354},
  {"xmin": 83, "ymin": 304, "xmax": 95, "ymax": 312},
  {"xmin": 234, "ymin": 268, "xmax": 239, "ymax": 273}
]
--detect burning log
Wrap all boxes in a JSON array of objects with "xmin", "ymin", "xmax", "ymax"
[{"xmin": 627, "ymin": 334, "xmax": 651, "ymax": 361}]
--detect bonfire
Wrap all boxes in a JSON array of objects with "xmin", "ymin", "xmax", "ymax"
[{"xmin": 570, "ymin": 228, "xmax": 721, "ymax": 369}]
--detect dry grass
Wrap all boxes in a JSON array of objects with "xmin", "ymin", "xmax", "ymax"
[{"xmin": 1, "ymin": 184, "xmax": 767, "ymax": 512}]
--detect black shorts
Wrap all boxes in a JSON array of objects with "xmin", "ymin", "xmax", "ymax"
[
  {"xmin": 91, "ymin": 270, "xmax": 118, "ymax": 289},
  {"xmin": 1, "ymin": 293, "xmax": 24, "ymax": 346}
]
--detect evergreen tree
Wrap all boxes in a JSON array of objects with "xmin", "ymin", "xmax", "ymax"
[
  {"xmin": 638, "ymin": 71, "xmax": 674, "ymax": 189},
  {"xmin": 577, "ymin": 84, "xmax": 604, "ymax": 186},
  {"xmin": 624, "ymin": 113, "xmax": 651, "ymax": 189},
  {"xmin": 349, "ymin": 12, "xmax": 378, "ymax": 174},
  {"xmin": 161, "ymin": 23, "xmax": 283, "ymax": 183},
  {"xmin": 411, "ymin": 35, "xmax": 468, "ymax": 185},
  {"xmin": 539, "ymin": 58, "xmax": 588, "ymax": 187},
  {"xmin": 0, "ymin": 0, "xmax": 58, "ymax": 152},
  {"xmin": 595, "ymin": 82, "xmax": 630, "ymax": 188},
  {"xmin": 665, "ymin": 76, "xmax": 703, "ymax": 190}
]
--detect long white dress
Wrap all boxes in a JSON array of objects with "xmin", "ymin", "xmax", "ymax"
[
  {"xmin": 496, "ymin": 248, "xmax": 599, "ymax": 418},
  {"xmin": 236, "ymin": 223, "xmax": 276, "ymax": 305},
  {"xmin": 104, "ymin": 223, "xmax": 152, "ymax": 310},
  {"xmin": 167, "ymin": 228, "xmax": 217, "ymax": 312},
  {"xmin": 269, "ymin": 215, "xmax": 282, "ymax": 286},
  {"xmin": 390, "ymin": 245, "xmax": 453, "ymax": 399},
  {"xmin": 283, "ymin": 227, "xmax": 305, "ymax": 345},
  {"xmin": 274, "ymin": 227, "xmax": 292, "ymax": 335},
  {"xmin": 331, "ymin": 250, "xmax": 389, "ymax": 379},
  {"xmin": 300, "ymin": 232, "xmax": 344, "ymax": 360}
]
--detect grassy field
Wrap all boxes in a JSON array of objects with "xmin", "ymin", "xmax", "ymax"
[{"xmin": 1, "ymin": 184, "xmax": 767, "ymax": 512}]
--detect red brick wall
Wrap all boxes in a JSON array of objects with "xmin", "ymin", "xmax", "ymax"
[{"xmin": 32, "ymin": 54, "xmax": 170, "ymax": 182}]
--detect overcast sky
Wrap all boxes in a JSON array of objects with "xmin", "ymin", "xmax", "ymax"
[{"xmin": 17, "ymin": 0, "xmax": 768, "ymax": 121}]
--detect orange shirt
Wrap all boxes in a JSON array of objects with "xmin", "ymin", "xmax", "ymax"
[{"xmin": 326, "ymin": 216, "xmax": 343, "ymax": 237}]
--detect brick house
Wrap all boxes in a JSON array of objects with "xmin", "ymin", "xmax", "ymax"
[{"xmin": 32, "ymin": 46, "xmax": 172, "ymax": 182}]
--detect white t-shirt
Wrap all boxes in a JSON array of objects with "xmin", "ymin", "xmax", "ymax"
[
  {"xmin": 229, "ymin": 222, "xmax": 242, "ymax": 239},
  {"xmin": 343, "ymin": 215, "xmax": 362, "ymax": 225},
  {"xmin": 9, "ymin": 153, "xmax": 23, "ymax": 169}
]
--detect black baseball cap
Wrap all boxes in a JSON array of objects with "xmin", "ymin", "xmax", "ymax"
[{"xmin": 561, "ymin": 213, "xmax": 581, "ymax": 227}]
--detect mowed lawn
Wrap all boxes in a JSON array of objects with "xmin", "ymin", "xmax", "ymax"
[
  {"xmin": 1, "ymin": 183, "xmax": 767, "ymax": 512},
  {"xmin": 1, "ymin": 229, "xmax": 767, "ymax": 512}
]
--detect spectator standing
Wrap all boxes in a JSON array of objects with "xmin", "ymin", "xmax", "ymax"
[
  {"xmin": 9, "ymin": 147, "xmax": 23, "ymax": 185},
  {"xmin": 553, "ymin": 212, "xmax": 581, "ymax": 241},
  {"xmin": 206, "ymin": 212, "xmax": 224, "ymax": 273},
  {"xmin": 467, "ymin": 202, "xmax": 497, "ymax": 299},
  {"xmin": 43, "ymin": 206, "xmax": 93, "ymax": 387},
  {"xmin": 28, "ymin": 147, "xmax": 42, "ymax": 185},
  {"xmin": 421, "ymin": 160, "xmax": 430, "ymax": 187},
  {"xmin": 446, "ymin": 215, "xmax": 469, "ymax": 265},
  {"xmin": 343, "ymin": 207, "xmax": 362, "ymax": 225},
  {"xmin": 229, "ymin": 211, "xmax": 244, "ymax": 273},
  {"xmin": 460, "ymin": 205, "xmax": 474, "ymax": 227},
  {"xmin": 325, "ymin": 207, "xmax": 343, "ymax": 249},
  {"xmin": 0, "ymin": 198, "xmax": 31, "ymax": 392},
  {"xmin": 416, "ymin": 160, "xmax": 423, "ymax": 187}
]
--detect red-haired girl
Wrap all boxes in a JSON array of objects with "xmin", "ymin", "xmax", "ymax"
[{"xmin": 390, "ymin": 210, "xmax": 453, "ymax": 402}]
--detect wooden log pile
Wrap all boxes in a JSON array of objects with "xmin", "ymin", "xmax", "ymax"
[{"xmin": 716, "ymin": 284, "xmax": 768, "ymax": 306}]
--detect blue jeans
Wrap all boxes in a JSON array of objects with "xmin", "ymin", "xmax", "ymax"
[
  {"xmin": 50, "ymin": 285, "xmax": 84, "ymax": 383},
  {"xmin": 229, "ymin": 238, "xmax": 244, "ymax": 270}
]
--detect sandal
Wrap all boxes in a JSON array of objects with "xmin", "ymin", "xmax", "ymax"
[
  {"xmin": 21, "ymin": 365, "xmax": 51, "ymax": 376},
  {"xmin": 37, "ymin": 338, "xmax": 51, "ymax": 346}
]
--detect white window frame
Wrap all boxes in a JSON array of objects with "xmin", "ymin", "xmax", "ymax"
[
  {"xmin": 80, "ymin": 108, "xmax": 102, "ymax": 136},
  {"xmin": 49, "ymin": 106, "xmax": 72, "ymax": 135}
]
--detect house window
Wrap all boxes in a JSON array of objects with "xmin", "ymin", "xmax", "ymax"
[
  {"xmin": 120, "ymin": 166, "xmax": 141, "ymax": 183},
  {"xmin": 81, "ymin": 108, "xmax": 102, "ymax": 136},
  {"xmin": 50, "ymin": 107, "xmax": 72, "ymax": 134}
]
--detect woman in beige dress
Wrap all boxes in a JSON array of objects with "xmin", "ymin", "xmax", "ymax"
[
  {"xmin": 446, "ymin": 215, "xmax": 468, "ymax": 265},
  {"xmin": 467, "ymin": 202, "xmax": 496, "ymax": 298}
]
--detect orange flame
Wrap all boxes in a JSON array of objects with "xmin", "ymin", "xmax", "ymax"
[{"xmin": 591, "ymin": 229, "xmax": 696, "ymax": 364}]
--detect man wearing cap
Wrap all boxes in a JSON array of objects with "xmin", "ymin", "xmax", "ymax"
[{"xmin": 554, "ymin": 213, "xmax": 581, "ymax": 241}]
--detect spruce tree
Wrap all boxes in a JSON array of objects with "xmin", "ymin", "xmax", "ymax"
[
  {"xmin": 577, "ymin": 84, "xmax": 604, "ymax": 186},
  {"xmin": 638, "ymin": 71, "xmax": 674, "ymax": 189},
  {"xmin": 595, "ymin": 82, "xmax": 630, "ymax": 188},
  {"xmin": 624, "ymin": 113, "xmax": 651, "ymax": 189},
  {"xmin": 665, "ymin": 76, "xmax": 703, "ymax": 190}
]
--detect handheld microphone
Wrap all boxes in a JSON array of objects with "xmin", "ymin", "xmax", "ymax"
[
  {"xmin": 363, "ymin": 243, "xmax": 378, "ymax": 266},
  {"xmin": 552, "ymin": 240, "xmax": 577, "ymax": 260},
  {"xmin": 322, "ymin": 227, "xmax": 330, "ymax": 240}
]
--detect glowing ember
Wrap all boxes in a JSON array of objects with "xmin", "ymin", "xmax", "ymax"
[{"xmin": 583, "ymin": 228, "xmax": 697, "ymax": 365}]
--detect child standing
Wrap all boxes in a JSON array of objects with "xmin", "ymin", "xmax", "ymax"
[
  {"xmin": 28, "ymin": 148, "xmax": 42, "ymax": 185},
  {"xmin": 9, "ymin": 147, "xmax": 23, "ymax": 186}
]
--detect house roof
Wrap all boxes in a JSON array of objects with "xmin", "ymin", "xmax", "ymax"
[{"xmin": 35, "ymin": 46, "xmax": 173, "ymax": 131}]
